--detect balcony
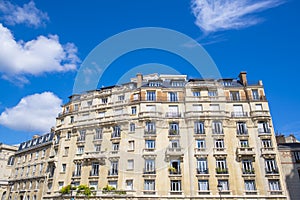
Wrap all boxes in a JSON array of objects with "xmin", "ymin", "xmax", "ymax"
[
  {"xmin": 76, "ymin": 137, "xmax": 85, "ymax": 144},
  {"xmin": 231, "ymin": 112, "xmax": 248, "ymax": 118},
  {"xmin": 265, "ymin": 168, "xmax": 279, "ymax": 175},
  {"xmin": 236, "ymin": 129, "xmax": 248, "ymax": 136},
  {"xmin": 184, "ymin": 110, "xmax": 229, "ymax": 118},
  {"xmin": 196, "ymin": 168, "xmax": 209, "ymax": 175},
  {"xmin": 194, "ymin": 148, "xmax": 209, "ymax": 156},
  {"xmin": 83, "ymin": 151, "xmax": 106, "ymax": 163},
  {"xmin": 236, "ymin": 147, "xmax": 255, "ymax": 159},
  {"xmin": 194, "ymin": 129, "xmax": 205, "ymax": 135},
  {"xmin": 108, "ymin": 170, "xmax": 118, "ymax": 176},
  {"xmin": 166, "ymin": 147, "xmax": 184, "ymax": 158},
  {"xmin": 258, "ymin": 128, "xmax": 271, "ymax": 134},
  {"xmin": 139, "ymin": 111, "xmax": 162, "ymax": 118},
  {"xmin": 89, "ymin": 171, "xmax": 99, "ymax": 177},
  {"xmin": 165, "ymin": 112, "xmax": 181, "ymax": 118},
  {"xmin": 144, "ymin": 129, "xmax": 156, "ymax": 136},
  {"xmin": 242, "ymin": 169, "xmax": 255, "ymax": 175},
  {"xmin": 215, "ymin": 168, "xmax": 228, "ymax": 174},
  {"xmin": 261, "ymin": 147, "xmax": 276, "ymax": 157},
  {"xmin": 213, "ymin": 148, "xmax": 227, "ymax": 156},
  {"xmin": 169, "ymin": 129, "xmax": 180, "ymax": 136},
  {"xmin": 143, "ymin": 169, "xmax": 156, "ymax": 175},
  {"xmin": 250, "ymin": 110, "xmax": 270, "ymax": 118},
  {"xmin": 212, "ymin": 129, "xmax": 224, "ymax": 135},
  {"xmin": 72, "ymin": 171, "xmax": 81, "ymax": 177},
  {"xmin": 169, "ymin": 168, "xmax": 181, "ymax": 175}
]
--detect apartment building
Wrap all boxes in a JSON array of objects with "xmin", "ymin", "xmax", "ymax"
[
  {"xmin": 277, "ymin": 135, "xmax": 300, "ymax": 200},
  {"xmin": 43, "ymin": 72, "xmax": 287, "ymax": 199},
  {"xmin": 0, "ymin": 143, "xmax": 18, "ymax": 200},
  {"xmin": 7, "ymin": 133, "xmax": 54, "ymax": 200}
]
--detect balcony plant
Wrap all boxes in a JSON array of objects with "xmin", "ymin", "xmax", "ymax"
[
  {"xmin": 168, "ymin": 166, "xmax": 177, "ymax": 173},
  {"xmin": 216, "ymin": 167, "xmax": 227, "ymax": 174},
  {"xmin": 76, "ymin": 185, "xmax": 96, "ymax": 199}
]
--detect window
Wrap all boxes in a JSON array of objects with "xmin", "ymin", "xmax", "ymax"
[
  {"xmin": 99, "ymin": 111, "xmax": 105, "ymax": 118},
  {"xmin": 145, "ymin": 159, "xmax": 155, "ymax": 173},
  {"xmin": 169, "ymin": 122, "xmax": 179, "ymax": 135},
  {"xmin": 91, "ymin": 162, "xmax": 99, "ymax": 176},
  {"xmin": 89, "ymin": 181, "xmax": 98, "ymax": 190},
  {"xmin": 35, "ymin": 181, "xmax": 39, "ymax": 190},
  {"xmin": 196, "ymin": 139, "xmax": 206, "ymax": 149},
  {"xmin": 112, "ymin": 143, "xmax": 119, "ymax": 151},
  {"xmin": 112, "ymin": 126, "xmax": 121, "ymax": 138},
  {"xmin": 87, "ymin": 100, "xmax": 93, "ymax": 106},
  {"xmin": 145, "ymin": 140, "xmax": 155, "ymax": 149},
  {"xmin": 66, "ymin": 131, "xmax": 71, "ymax": 139},
  {"xmin": 29, "ymin": 181, "xmax": 32, "ymax": 189},
  {"xmin": 218, "ymin": 180, "xmax": 229, "ymax": 191},
  {"xmin": 171, "ymin": 81, "xmax": 184, "ymax": 87},
  {"xmin": 64, "ymin": 147, "xmax": 69, "ymax": 156},
  {"xmin": 109, "ymin": 161, "xmax": 118, "ymax": 175},
  {"xmin": 237, "ymin": 122, "xmax": 247, "ymax": 134},
  {"xmin": 240, "ymin": 140, "xmax": 249, "ymax": 147},
  {"xmin": 39, "ymin": 163, "xmax": 43, "ymax": 175},
  {"xmin": 294, "ymin": 152, "xmax": 300, "ymax": 163},
  {"xmin": 242, "ymin": 160, "xmax": 254, "ymax": 174},
  {"xmin": 131, "ymin": 106, "xmax": 137, "ymax": 115},
  {"xmin": 146, "ymin": 91, "xmax": 156, "ymax": 101},
  {"xmin": 35, "ymin": 151, "xmax": 39, "ymax": 159},
  {"xmin": 70, "ymin": 116, "xmax": 74, "ymax": 123},
  {"xmin": 245, "ymin": 180, "xmax": 256, "ymax": 191},
  {"xmin": 77, "ymin": 146, "xmax": 84, "ymax": 154},
  {"xmin": 252, "ymin": 90, "xmax": 259, "ymax": 100},
  {"xmin": 79, "ymin": 130, "xmax": 86, "ymax": 141},
  {"xmin": 128, "ymin": 141, "xmax": 135, "ymax": 151},
  {"xmin": 144, "ymin": 180, "xmax": 155, "ymax": 191},
  {"xmin": 118, "ymin": 95, "xmax": 125, "ymax": 101},
  {"xmin": 130, "ymin": 123, "xmax": 135, "ymax": 132},
  {"xmin": 170, "ymin": 140, "xmax": 180, "ymax": 148},
  {"xmin": 258, "ymin": 121, "xmax": 270, "ymax": 133},
  {"xmin": 56, "ymin": 182, "xmax": 64, "ymax": 191},
  {"xmin": 262, "ymin": 139, "xmax": 272, "ymax": 148},
  {"xmin": 198, "ymin": 180, "xmax": 209, "ymax": 191},
  {"xmin": 61, "ymin": 164, "xmax": 66, "ymax": 173},
  {"xmin": 149, "ymin": 81, "xmax": 162, "ymax": 87},
  {"xmin": 126, "ymin": 180, "xmax": 133, "ymax": 190},
  {"xmin": 7, "ymin": 156, "xmax": 14, "ymax": 166},
  {"xmin": 101, "ymin": 98, "xmax": 108, "ymax": 104},
  {"xmin": 216, "ymin": 159, "xmax": 227, "ymax": 173},
  {"xmin": 269, "ymin": 180, "xmax": 281, "ymax": 191},
  {"xmin": 215, "ymin": 139, "xmax": 225, "ymax": 148},
  {"xmin": 127, "ymin": 160, "xmax": 134, "ymax": 170},
  {"xmin": 167, "ymin": 105, "xmax": 179, "ymax": 117},
  {"xmin": 133, "ymin": 93, "xmax": 139, "ymax": 101},
  {"xmin": 265, "ymin": 159, "xmax": 278, "ymax": 174},
  {"xmin": 194, "ymin": 121, "xmax": 205, "ymax": 134},
  {"xmin": 210, "ymin": 104, "xmax": 220, "ymax": 111},
  {"xmin": 230, "ymin": 91, "xmax": 240, "ymax": 101},
  {"xmin": 145, "ymin": 122, "xmax": 155, "ymax": 133},
  {"xmin": 193, "ymin": 104, "xmax": 203, "ymax": 111},
  {"xmin": 193, "ymin": 91, "xmax": 201, "ymax": 97},
  {"xmin": 212, "ymin": 121, "xmax": 223, "ymax": 134},
  {"xmin": 42, "ymin": 149, "xmax": 46, "ymax": 158},
  {"xmin": 170, "ymin": 160, "xmax": 181, "ymax": 174},
  {"xmin": 95, "ymin": 128, "xmax": 102, "ymax": 140},
  {"xmin": 146, "ymin": 105, "xmax": 156, "ymax": 112},
  {"xmin": 255, "ymin": 104, "xmax": 263, "ymax": 110},
  {"xmin": 108, "ymin": 181, "xmax": 117, "ymax": 189},
  {"xmin": 32, "ymin": 165, "xmax": 36, "ymax": 175},
  {"xmin": 170, "ymin": 180, "xmax": 181, "ymax": 192},
  {"xmin": 74, "ymin": 163, "xmax": 82, "ymax": 176},
  {"xmin": 197, "ymin": 158, "xmax": 208, "ymax": 174},
  {"xmin": 168, "ymin": 92, "xmax": 178, "ymax": 102},
  {"xmin": 208, "ymin": 90, "xmax": 217, "ymax": 97},
  {"xmin": 74, "ymin": 104, "xmax": 79, "ymax": 111},
  {"xmin": 95, "ymin": 144, "xmax": 101, "ymax": 152},
  {"xmin": 233, "ymin": 105, "xmax": 245, "ymax": 117}
]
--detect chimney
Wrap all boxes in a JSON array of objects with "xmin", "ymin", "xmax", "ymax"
[
  {"xmin": 32, "ymin": 135, "xmax": 40, "ymax": 139},
  {"xmin": 239, "ymin": 71, "xmax": 247, "ymax": 86},
  {"xmin": 136, "ymin": 73, "xmax": 143, "ymax": 88}
]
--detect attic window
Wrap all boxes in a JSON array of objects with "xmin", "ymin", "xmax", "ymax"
[
  {"xmin": 171, "ymin": 81, "xmax": 184, "ymax": 87},
  {"xmin": 149, "ymin": 81, "xmax": 162, "ymax": 87},
  {"xmin": 222, "ymin": 81, "xmax": 232, "ymax": 86}
]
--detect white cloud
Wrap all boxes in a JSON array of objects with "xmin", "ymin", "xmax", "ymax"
[
  {"xmin": 0, "ymin": 0, "xmax": 49, "ymax": 27},
  {"xmin": 191, "ymin": 0, "xmax": 285, "ymax": 34},
  {"xmin": 0, "ymin": 23, "xmax": 80, "ymax": 84},
  {"xmin": 0, "ymin": 92, "xmax": 62, "ymax": 132}
]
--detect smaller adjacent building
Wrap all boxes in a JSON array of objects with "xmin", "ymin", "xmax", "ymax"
[
  {"xmin": 7, "ymin": 133, "xmax": 54, "ymax": 200},
  {"xmin": 0, "ymin": 143, "xmax": 18, "ymax": 200},
  {"xmin": 277, "ymin": 134, "xmax": 300, "ymax": 200}
]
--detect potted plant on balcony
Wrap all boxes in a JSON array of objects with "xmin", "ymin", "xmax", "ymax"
[
  {"xmin": 168, "ymin": 166, "xmax": 177, "ymax": 173},
  {"xmin": 102, "ymin": 185, "xmax": 116, "ymax": 194}
]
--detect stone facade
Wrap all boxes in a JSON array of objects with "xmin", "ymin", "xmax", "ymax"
[
  {"xmin": 0, "ymin": 143, "xmax": 17, "ymax": 200},
  {"xmin": 40, "ymin": 72, "xmax": 287, "ymax": 199}
]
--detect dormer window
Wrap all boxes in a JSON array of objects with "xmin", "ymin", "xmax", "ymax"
[
  {"xmin": 149, "ymin": 81, "xmax": 162, "ymax": 87},
  {"xmin": 171, "ymin": 81, "xmax": 185, "ymax": 87}
]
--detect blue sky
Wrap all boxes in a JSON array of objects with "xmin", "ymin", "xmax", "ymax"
[{"xmin": 0, "ymin": 0, "xmax": 299, "ymax": 145}]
